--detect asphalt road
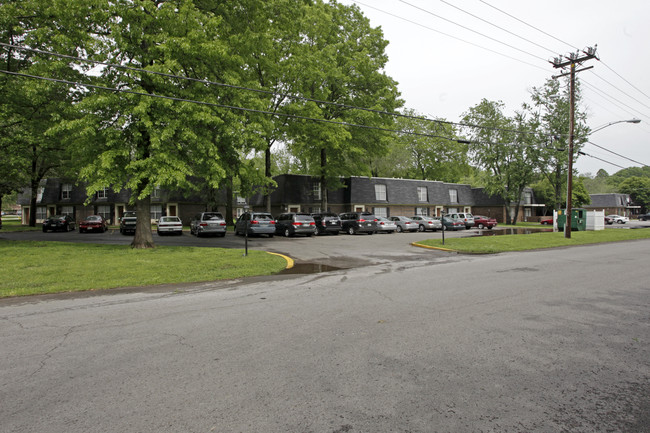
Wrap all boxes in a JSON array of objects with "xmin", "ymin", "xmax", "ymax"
[{"xmin": 1, "ymin": 233, "xmax": 649, "ymax": 432}]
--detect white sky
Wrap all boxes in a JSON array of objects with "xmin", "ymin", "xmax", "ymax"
[{"xmin": 338, "ymin": 0, "xmax": 650, "ymax": 176}]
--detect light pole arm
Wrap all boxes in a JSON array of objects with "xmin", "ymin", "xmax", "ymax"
[{"xmin": 590, "ymin": 119, "xmax": 641, "ymax": 135}]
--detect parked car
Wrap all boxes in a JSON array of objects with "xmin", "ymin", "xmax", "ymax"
[
  {"xmin": 637, "ymin": 213, "xmax": 650, "ymax": 221},
  {"xmin": 410, "ymin": 215, "xmax": 442, "ymax": 232},
  {"xmin": 275, "ymin": 212, "xmax": 316, "ymax": 237},
  {"xmin": 311, "ymin": 212, "xmax": 341, "ymax": 236},
  {"xmin": 390, "ymin": 216, "xmax": 419, "ymax": 233},
  {"xmin": 339, "ymin": 212, "xmax": 377, "ymax": 235},
  {"xmin": 79, "ymin": 215, "xmax": 108, "ymax": 233},
  {"xmin": 604, "ymin": 216, "xmax": 613, "ymax": 225},
  {"xmin": 234, "ymin": 212, "xmax": 275, "ymax": 237},
  {"xmin": 439, "ymin": 216, "xmax": 464, "ymax": 231},
  {"xmin": 42, "ymin": 215, "xmax": 76, "ymax": 232},
  {"xmin": 473, "ymin": 215, "xmax": 497, "ymax": 229},
  {"xmin": 190, "ymin": 212, "xmax": 227, "ymax": 237},
  {"xmin": 606, "ymin": 214, "xmax": 629, "ymax": 224},
  {"xmin": 540, "ymin": 217, "xmax": 553, "ymax": 225},
  {"xmin": 156, "ymin": 216, "xmax": 183, "ymax": 236},
  {"xmin": 119, "ymin": 211, "xmax": 137, "ymax": 235},
  {"xmin": 375, "ymin": 216, "xmax": 397, "ymax": 233},
  {"xmin": 446, "ymin": 212, "xmax": 474, "ymax": 229}
]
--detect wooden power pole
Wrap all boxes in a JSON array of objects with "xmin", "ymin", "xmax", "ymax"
[{"xmin": 551, "ymin": 46, "xmax": 598, "ymax": 239}]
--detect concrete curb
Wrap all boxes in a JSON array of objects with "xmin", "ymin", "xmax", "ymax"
[
  {"xmin": 266, "ymin": 252, "xmax": 295, "ymax": 269},
  {"xmin": 411, "ymin": 241, "xmax": 457, "ymax": 252}
]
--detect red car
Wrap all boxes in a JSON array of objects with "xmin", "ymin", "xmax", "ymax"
[
  {"xmin": 540, "ymin": 217, "xmax": 553, "ymax": 225},
  {"xmin": 473, "ymin": 215, "xmax": 497, "ymax": 229},
  {"xmin": 79, "ymin": 215, "xmax": 108, "ymax": 233}
]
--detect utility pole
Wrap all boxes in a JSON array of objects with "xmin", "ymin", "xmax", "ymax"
[{"xmin": 551, "ymin": 46, "xmax": 598, "ymax": 239}]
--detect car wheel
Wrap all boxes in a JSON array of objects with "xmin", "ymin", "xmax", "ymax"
[
  {"xmin": 541, "ymin": 221, "xmax": 549, "ymax": 225},
  {"xmin": 396, "ymin": 225, "xmax": 403, "ymax": 233},
  {"xmin": 617, "ymin": 220, "xmax": 624, "ymax": 224},
  {"xmin": 347, "ymin": 226, "xmax": 356, "ymax": 235},
  {"xmin": 219, "ymin": 232, "xmax": 226, "ymax": 237},
  {"xmin": 268, "ymin": 234, "xmax": 274, "ymax": 238},
  {"xmin": 367, "ymin": 230, "xmax": 373, "ymax": 235},
  {"xmin": 477, "ymin": 223, "xmax": 484, "ymax": 229}
]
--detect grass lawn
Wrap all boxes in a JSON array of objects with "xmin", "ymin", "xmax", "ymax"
[
  {"xmin": 415, "ymin": 229, "xmax": 650, "ymax": 254},
  {"xmin": 0, "ymin": 240, "xmax": 287, "ymax": 298},
  {"xmin": 1, "ymin": 219, "xmax": 41, "ymax": 232}
]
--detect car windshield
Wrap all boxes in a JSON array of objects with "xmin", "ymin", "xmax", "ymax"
[
  {"xmin": 254, "ymin": 214, "xmax": 273, "ymax": 220},
  {"xmin": 295, "ymin": 215, "xmax": 313, "ymax": 222},
  {"xmin": 203, "ymin": 213, "xmax": 223, "ymax": 220},
  {"xmin": 87, "ymin": 216, "xmax": 101, "ymax": 221},
  {"xmin": 161, "ymin": 217, "xmax": 180, "ymax": 222},
  {"xmin": 123, "ymin": 212, "xmax": 136, "ymax": 217}
]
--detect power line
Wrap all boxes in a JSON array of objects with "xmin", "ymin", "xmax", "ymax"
[
  {"xmin": 586, "ymin": 140, "xmax": 648, "ymax": 167},
  {"xmin": 582, "ymin": 79, "xmax": 650, "ymax": 125},
  {"xmin": 438, "ymin": 0, "xmax": 558, "ymax": 56},
  {"xmin": 579, "ymin": 151, "xmax": 626, "ymax": 169},
  {"xmin": 590, "ymin": 70, "xmax": 650, "ymax": 111},
  {"xmin": 599, "ymin": 60, "xmax": 650, "ymax": 101},
  {"xmin": 351, "ymin": 0, "xmax": 547, "ymax": 72},
  {"xmin": 0, "ymin": 42, "xmax": 555, "ymax": 140},
  {"xmin": 397, "ymin": 0, "xmax": 548, "ymax": 63},
  {"xmin": 478, "ymin": 0, "xmax": 578, "ymax": 52},
  {"xmin": 0, "ymin": 68, "xmax": 467, "ymax": 143}
]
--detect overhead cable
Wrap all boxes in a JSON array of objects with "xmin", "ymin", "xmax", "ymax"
[
  {"xmin": 0, "ymin": 42, "xmax": 554, "ymax": 139},
  {"xmin": 397, "ymin": 0, "xmax": 548, "ymax": 62}
]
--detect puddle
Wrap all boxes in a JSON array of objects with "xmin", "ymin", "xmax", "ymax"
[
  {"xmin": 477, "ymin": 228, "xmax": 554, "ymax": 236},
  {"xmin": 280, "ymin": 263, "xmax": 345, "ymax": 274}
]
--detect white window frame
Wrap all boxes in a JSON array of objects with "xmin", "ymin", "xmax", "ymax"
[
  {"xmin": 62, "ymin": 184, "xmax": 73, "ymax": 199},
  {"xmin": 61, "ymin": 206, "xmax": 74, "ymax": 217},
  {"xmin": 449, "ymin": 189, "xmax": 458, "ymax": 203},
  {"xmin": 151, "ymin": 186, "xmax": 161, "ymax": 199},
  {"xmin": 375, "ymin": 184, "xmax": 387, "ymax": 201},
  {"xmin": 150, "ymin": 204, "xmax": 163, "ymax": 221},
  {"xmin": 36, "ymin": 206, "xmax": 47, "ymax": 220},
  {"xmin": 524, "ymin": 191, "xmax": 532, "ymax": 205},
  {"xmin": 97, "ymin": 187, "xmax": 109, "ymax": 199},
  {"xmin": 415, "ymin": 207, "xmax": 428, "ymax": 216},
  {"xmin": 417, "ymin": 187, "xmax": 428, "ymax": 202},
  {"xmin": 313, "ymin": 182, "xmax": 322, "ymax": 201},
  {"xmin": 97, "ymin": 205, "xmax": 111, "ymax": 221},
  {"xmin": 374, "ymin": 207, "xmax": 388, "ymax": 218}
]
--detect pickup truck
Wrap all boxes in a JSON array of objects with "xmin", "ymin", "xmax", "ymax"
[{"xmin": 119, "ymin": 211, "xmax": 137, "ymax": 235}]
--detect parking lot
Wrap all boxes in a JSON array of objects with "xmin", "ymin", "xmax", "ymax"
[{"xmin": 3, "ymin": 220, "xmax": 649, "ymax": 270}]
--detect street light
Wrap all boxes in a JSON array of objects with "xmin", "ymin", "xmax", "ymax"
[{"xmin": 590, "ymin": 119, "xmax": 641, "ymax": 135}]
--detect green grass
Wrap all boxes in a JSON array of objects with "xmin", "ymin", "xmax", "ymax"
[
  {"xmin": 0, "ymin": 240, "xmax": 287, "ymax": 298},
  {"xmin": 415, "ymin": 229, "xmax": 650, "ymax": 254},
  {"xmin": 1, "ymin": 219, "xmax": 41, "ymax": 232}
]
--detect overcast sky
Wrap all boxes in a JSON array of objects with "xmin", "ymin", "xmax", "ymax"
[{"xmin": 338, "ymin": 0, "xmax": 650, "ymax": 176}]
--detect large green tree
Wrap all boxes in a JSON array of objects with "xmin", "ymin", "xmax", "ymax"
[
  {"xmin": 524, "ymin": 78, "xmax": 589, "ymax": 211},
  {"xmin": 462, "ymin": 100, "xmax": 538, "ymax": 224},
  {"xmin": 285, "ymin": 1, "xmax": 402, "ymax": 211},
  {"xmin": 63, "ymin": 0, "xmax": 245, "ymax": 248},
  {"xmin": 0, "ymin": 0, "xmax": 102, "ymax": 225},
  {"xmin": 374, "ymin": 109, "xmax": 468, "ymax": 182},
  {"xmin": 618, "ymin": 176, "xmax": 650, "ymax": 212}
]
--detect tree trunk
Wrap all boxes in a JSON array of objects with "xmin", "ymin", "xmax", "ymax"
[
  {"xmin": 265, "ymin": 146, "xmax": 272, "ymax": 213},
  {"xmin": 131, "ymin": 195, "xmax": 155, "ymax": 249},
  {"xmin": 225, "ymin": 175, "xmax": 234, "ymax": 227},
  {"xmin": 320, "ymin": 148, "xmax": 328, "ymax": 211}
]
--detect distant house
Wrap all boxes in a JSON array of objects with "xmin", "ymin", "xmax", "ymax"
[
  {"xmin": 18, "ymin": 174, "xmax": 546, "ymax": 225},
  {"xmin": 17, "ymin": 180, "xmax": 215, "ymax": 225},
  {"xmin": 583, "ymin": 193, "xmax": 639, "ymax": 217},
  {"xmin": 249, "ymin": 175, "xmax": 544, "ymax": 223}
]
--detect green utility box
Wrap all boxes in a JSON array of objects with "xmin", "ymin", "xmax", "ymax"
[{"xmin": 556, "ymin": 209, "xmax": 587, "ymax": 231}]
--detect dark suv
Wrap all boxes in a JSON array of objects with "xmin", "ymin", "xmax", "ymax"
[
  {"xmin": 275, "ymin": 212, "xmax": 316, "ymax": 237},
  {"xmin": 311, "ymin": 212, "xmax": 341, "ymax": 235},
  {"xmin": 339, "ymin": 211, "xmax": 377, "ymax": 235}
]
